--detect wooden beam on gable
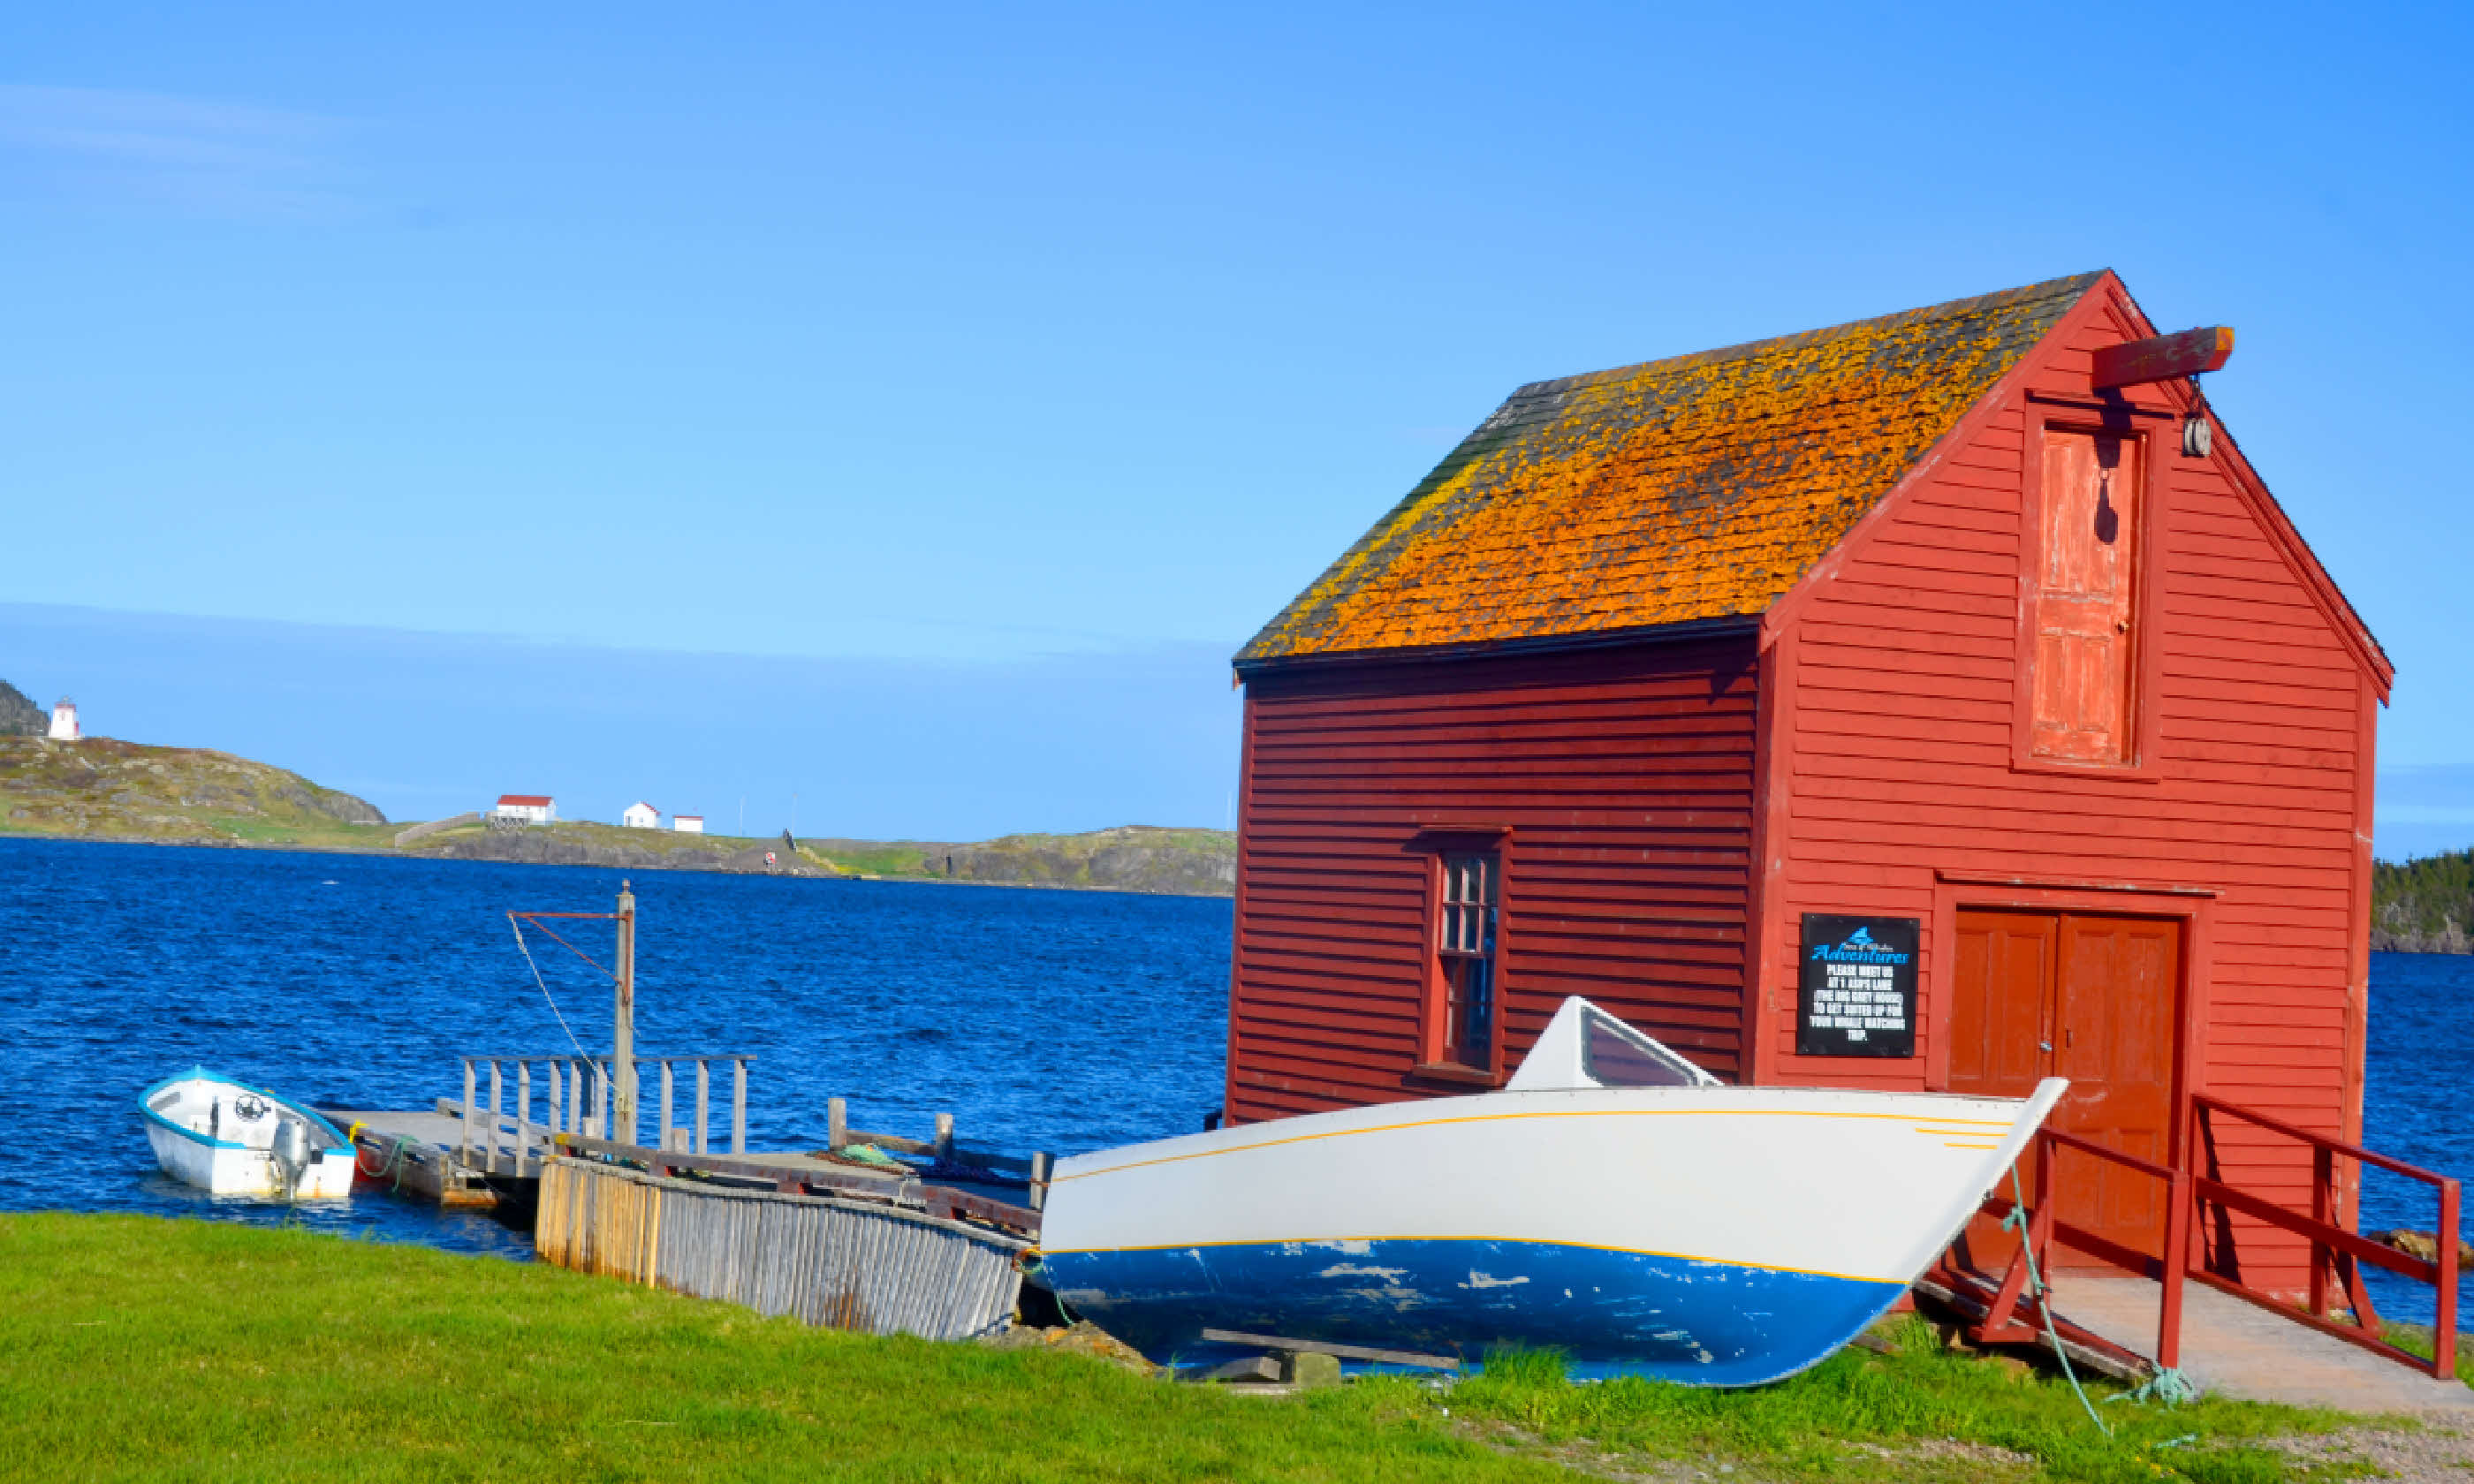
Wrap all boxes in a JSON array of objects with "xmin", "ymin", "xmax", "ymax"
[{"xmin": 2090, "ymin": 326, "xmax": 2234, "ymax": 390}]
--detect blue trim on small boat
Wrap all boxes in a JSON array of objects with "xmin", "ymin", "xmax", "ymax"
[
  {"xmin": 137, "ymin": 1067, "xmax": 353, "ymax": 1155},
  {"xmin": 1041, "ymin": 1237, "xmax": 1908, "ymax": 1387}
]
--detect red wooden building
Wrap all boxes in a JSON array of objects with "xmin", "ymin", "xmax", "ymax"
[{"xmin": 1224, "ymin": 271, "xmax": 2393, "ymax": 1296}]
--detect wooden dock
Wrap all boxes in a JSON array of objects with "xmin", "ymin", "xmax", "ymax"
[
  {"xmin": 330, "ymin": 1098, "xmax": 571, "ymax": 1208},
  {"xmin": 333, "ymin": 885, "xmax": 1052, "ymax": 1341},
  {"xmin": 2048, "ymin": 1273, "xmax": 2474, "ymax": 1415},
  {"xmin": 329, "ymin": 1047, "xmax": 762, "ymax": 1210},
  {"xmin": 535, "ymin": 1132, "xmax": 1039, "ymax": 1341}
]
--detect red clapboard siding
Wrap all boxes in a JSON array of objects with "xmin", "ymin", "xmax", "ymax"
[
  {"xmin": 1757, "ymin": 278, "xmax": 2377, "ymax": 1295},
  {"xmin": 1225, "ymin": 638, "xmax": 1761, "ymax": 1123}
]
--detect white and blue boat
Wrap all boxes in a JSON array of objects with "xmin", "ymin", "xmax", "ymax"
[
  {"xmin": 1039, "ymin": 998, "xmax": 2065, "ymax": 1384},
  {"xmin": 140, "ymin": 1067, "xmax": 357, "ymax": 1200}
]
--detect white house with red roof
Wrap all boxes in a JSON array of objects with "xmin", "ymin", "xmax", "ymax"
[
  {"xmin": 672, "ymin": 814, "xmax": 704, "ymax": 835},
  {"xmin": 621, "ymin": 801, "xmax": 659, "ymax": 829},
  {"xmin": 491, "ymin": 793, "xmax": 555, "ymax": 825}
]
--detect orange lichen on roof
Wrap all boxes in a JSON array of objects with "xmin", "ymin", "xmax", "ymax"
[{"xmin": 1239, "ymin": 273, "xmax": 2105, "ymax": 666}]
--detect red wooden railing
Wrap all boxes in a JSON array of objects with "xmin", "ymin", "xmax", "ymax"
[
  {"xmin": 1956, "ymin": 1128, "xmax": 2189, "ymax": 1370},
  {"xmin": 2189, "ymin": 1094, "xmax": 2459, "ymax": 1381},
  {"xmin": 1941, "ymin": 1096, "xmax": 2462, "ymax": 1384}
]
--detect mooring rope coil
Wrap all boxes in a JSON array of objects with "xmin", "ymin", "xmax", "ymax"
[{"xmin": 2112, "ymin": 1367, "xmax": 2200, "ymax": 1406}]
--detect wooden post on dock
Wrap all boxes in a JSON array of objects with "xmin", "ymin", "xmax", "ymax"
[
  {"xmin": 935, "ymin": 1112, "xmax": 954, "ymax": 1165},
  {"xmin": 1029, "ymin": 1151, "xmax": 1051, "ymax": 1210},
  {"xmin": 828, "ymin": 1097, "xmax": 847, "ymax": 1152},
  {"xmin": 694, "ymin": 1061, "xmax": 710, "ymax": 1155},
  {"xmin": 660, "ymin": 1061, "xmax": 675, "ymax": 1152},
  {"xmin": 731, "ymin": 1058, "xmax": 748, "ymax": 1155},
  {"xmin": 614, "ymin": 882, "xmax": 637, "ymax": 1146}
]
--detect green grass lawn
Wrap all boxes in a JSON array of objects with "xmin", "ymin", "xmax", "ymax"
[
  {"xmin": 0, "ymin": 1214, "xmax": 1567, "ymax": 1484},
  {"xmin": 0, "ymin": 1214, "xmax": 2377, "ymax": 1483},
  {"xmin": 2382, "ymin": 1321, "xmax": 2474, "ymax": 1390}
]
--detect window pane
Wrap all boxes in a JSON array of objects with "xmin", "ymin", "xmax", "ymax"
[
  {"xmin": 1457, "ymin": 957, "xmax": 1493, "ymax": 1066},
  {"xmin": 1433, "ymin": 851, "xmax": 1501, "ymax": 1071},
  {"xmin": 1581, "ymin": 1009, "xmax": 1701, "ymax": 1087}
]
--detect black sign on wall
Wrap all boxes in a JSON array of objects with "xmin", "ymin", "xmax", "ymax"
[{"xmin": 1797, "ymin": 913, "xmax": 1919, "ymax": 1058}]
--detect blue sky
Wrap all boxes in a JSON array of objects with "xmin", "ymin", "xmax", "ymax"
[{"xmin": 2, "ymin": 4, "xmax": 2469, "ymax": 850}]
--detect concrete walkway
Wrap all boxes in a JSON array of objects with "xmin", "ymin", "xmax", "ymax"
[{"xmin": 2049, "ymin": 1272, "xmax": 2474, "ymax": 1415}]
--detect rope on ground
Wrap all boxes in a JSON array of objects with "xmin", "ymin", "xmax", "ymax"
[
  {"xmin": 2112, "ymin": 1367, "xmax": 2200, "ymax": 1406},
  {"xmin": 2004, "ymin": 1162, "xmax": 2112, "ymax": 1436}
]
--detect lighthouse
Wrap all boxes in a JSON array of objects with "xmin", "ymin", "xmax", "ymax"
[{"xmin": 47, "ymin": 698, "xmax": 80, "ymax": 742}]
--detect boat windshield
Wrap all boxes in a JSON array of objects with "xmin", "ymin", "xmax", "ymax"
[{"xmin": 1580, "ymin": 1007, "xmax": 1707, "ymax": 1088}]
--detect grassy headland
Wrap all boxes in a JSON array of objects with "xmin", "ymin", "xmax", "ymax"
[
  {"xmin": 0, "ymin": 735, "xmax": 391, "ymax": 850},
  {"xmin": 0, "ymin": 734, "xmax": 1234, "ymax": 895},
  {"xmin": 0, "ymin": 1214, "xmax": 2395, "ymax": 1483}
]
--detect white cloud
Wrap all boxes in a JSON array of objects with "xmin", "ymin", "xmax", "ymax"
[{"xmin": 0, "ymin": 85, "xmax": 356, "ymax": 216}]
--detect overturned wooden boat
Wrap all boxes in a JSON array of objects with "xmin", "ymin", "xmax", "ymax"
[
  {"xmin": 140, "ymin": 1067, "xmax": 356, "ymax": 1200},
  {"xmin": 1039, "ymin": 998, "xmax": 2065, "ymax": 1384}
]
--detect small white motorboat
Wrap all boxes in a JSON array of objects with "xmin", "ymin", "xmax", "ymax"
[
  {"xmin": 140, "ymin": 1067, "xmax": 356, "ymax": 1200},
  {"xmin": 1040, "ymin": 997, "xmax": 2066, "ymax": 1384}
]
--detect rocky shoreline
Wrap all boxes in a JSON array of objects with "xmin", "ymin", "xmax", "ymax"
[
  {"xmin": 2371, "ymin": 925, "xmax": 2470, "ymax": 955},
  {"xmin": 2370, "ymin": 848, "xmax": 2471, "ymax": 955}
]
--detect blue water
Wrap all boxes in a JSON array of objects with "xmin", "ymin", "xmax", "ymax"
[
  {"xmin": 2358, "ymin": 951, "xmax": 2473, "ymax": 1322},
  {"xmin": 0, "ymin": 837, "xmax": 1232, "ymax": 1258},
  {"xmin": 1, "ymin": 837, "xmax": 2464, "ymax": 1325}
]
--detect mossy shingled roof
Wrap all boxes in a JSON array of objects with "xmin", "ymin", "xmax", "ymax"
[{"xmin": 1239, "ymin": 272, "xmax": 2106, "ymax": 667}]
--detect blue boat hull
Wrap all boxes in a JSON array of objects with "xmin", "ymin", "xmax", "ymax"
[{"xmin": 1043, "ymin": 1237, "xmax": 1907, "ymax": 1385}]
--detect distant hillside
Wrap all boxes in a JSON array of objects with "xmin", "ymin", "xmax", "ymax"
[
  {"xmin": 807, "ymin": 826, "xmax": 1237, "ymax": 896},
  {"xmin": 0, "ymin": 681, "xmax": 44, "ymax": 738},
  {"xmin": 0, "ymin": 729, "xmax": 1234, "ymax": 895},
  {"xmin": 405, "ymin": 819, "xmax": 842, "ymax": 877},
  {"xmin": 2372, "ymin": 848, "xmax": 2473, "ymax": 954},
  {"xmin": 0, "ymin": 734, "xmax": 386, "ymax": 844},
  {"xmin": 402, "ymin": 820, "xmax": 1235, "ymax": 896}
]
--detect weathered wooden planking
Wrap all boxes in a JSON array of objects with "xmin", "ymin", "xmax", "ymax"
[
  {"xmin": 553, "ymin": 1132, "xmax": 1041, "ymax": 1234},
  {"xmin": 535, "ymin": 1157, "xmax": 1026, "ymax": 1341},
  {"xmin": 1199, "ymin": 1328, "xmax": 1461, "ymax": 1370},
  {"xmin": 330, "ymin": 1108, "xmax": 534, "ymax": 1208},
  {"xmin": 2089, "ymin": 326, "xmax": 2233, "ymax": 390}
]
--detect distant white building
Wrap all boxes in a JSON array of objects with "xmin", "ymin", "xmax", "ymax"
[
  {"xmin": 47, "ymin": 698, "xmax": 79, "ymax": 742},
  {"xmin": 621, "ymin": 801, "xmax": 659, "ymax": 829},
  {"xmin": 491, "ymin": 794, "xmax": 556, "ymax": 825},
  {"xmin": 672, "ymin": 814, "xmax": 705, "ymax": 835}
]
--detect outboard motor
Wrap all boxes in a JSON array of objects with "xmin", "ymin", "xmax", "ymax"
[{"xmin": 271, "ymin": 1117, "xmax": 310, "ymax": 1199}]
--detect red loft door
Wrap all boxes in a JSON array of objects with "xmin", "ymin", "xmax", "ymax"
[{"xmin": 2031, "ymin": 429, "xmax": 2142, "ymax": 764}]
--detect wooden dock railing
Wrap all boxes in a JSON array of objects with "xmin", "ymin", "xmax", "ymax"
[
  {"xmin": 2190, "ymin": 1093, "xmax": 2460, "ymax": 1381},
  {"xmin": 1933, "ymin": 1094, "xmax": 2460, "ymax": 1385},
  {"xmin": 1938, "ymin": 1126, "xmax": 2189, "ymax": 1375},
  {"xmin": 455, "ymin": 1054, "xmax": 755, "ymax": 1175}
]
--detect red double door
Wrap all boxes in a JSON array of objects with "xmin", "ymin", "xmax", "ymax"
[{"xmin": 1949, "ymin": 910, "xmax": 2182, "ymax": 1262}]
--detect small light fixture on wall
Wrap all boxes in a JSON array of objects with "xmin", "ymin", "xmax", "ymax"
[{"xmin": 2182, "ymin": 375, "xmax": 2212, "ymax": 458}]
